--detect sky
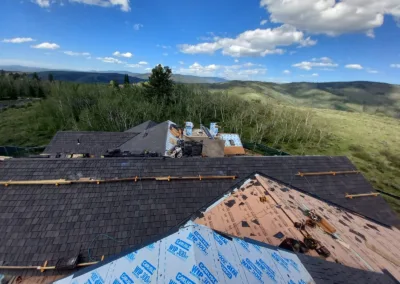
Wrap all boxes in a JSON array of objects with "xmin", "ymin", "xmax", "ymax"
[{"xmin": 1, "ymin": 0, "xmax": 400, "ymax": 83}]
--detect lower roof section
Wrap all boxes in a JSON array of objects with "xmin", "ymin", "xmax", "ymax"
[
  {"xmin": 54, "ymin": 222, "xmax": 396, "ymax": 284},
  {"xmin": 195, "ymin": 175, "xmax": 400, "ymax": 281},
  {"xmin": 54, "ymin": 221, "xmax": 315, "ymax": 284}
]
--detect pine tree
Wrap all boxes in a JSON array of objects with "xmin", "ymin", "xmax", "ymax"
[
  {"xmin": 144, "ymin": 64, "xmax": 174, "ymax": 103},
  {"xmin": 32, "ymin": 72, "xmax": 40, "ymax": 81},
  {"xmin": 124, "ymin": 74, "xmax": 130, "ymax": 85}
]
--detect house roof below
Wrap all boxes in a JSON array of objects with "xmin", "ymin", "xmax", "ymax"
[
  {"xmin": 0, "ymin": 156, "xmax": 398, "ymax": 276},
  {"xmin": 43, "ymin": 131, "xmax": 139, "ymax": 157}
]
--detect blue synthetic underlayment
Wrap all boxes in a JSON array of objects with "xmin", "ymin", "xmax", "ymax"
[{"xmin": 54, "ymin": 222, "xmax": 315, "ymax": 284}]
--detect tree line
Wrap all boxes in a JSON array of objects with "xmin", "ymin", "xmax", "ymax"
[{"xmin": 0, "ymin": 65, "xmax": 331, "ymax": 152}]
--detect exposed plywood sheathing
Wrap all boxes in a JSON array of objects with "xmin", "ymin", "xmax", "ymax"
[
  {"xmin": 195, "ymin": 175, "xmax": 400, "ymax": 281},
  {"xmin": 224, "ymin": 146, "xmax": 246, "ymax": 156}
]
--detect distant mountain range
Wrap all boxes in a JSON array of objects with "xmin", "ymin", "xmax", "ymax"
[{"xmin": 0, "ymin": 65, "xmax": 228, "ymax": 84}]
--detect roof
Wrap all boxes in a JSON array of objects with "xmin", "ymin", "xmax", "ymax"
[
  {"xmin": 0, "ymin": 156, "xmax": 398, "ymax": 276},
  {"xmin": 297, "ymin": 253, "xmax": 397, "ymax": 284},
  {"xmin": 195, "ymin": 175, "xmax": 400, "ymax": 280},
  {"xmin": 53, "ymin": 221, "xmax": 316, "ymax": 284},
  {"xmin": 125, "ymin": 120, "xmax": 158, "ymax": 133},
  {"xmin": 43, "ymin": 131, "xmax": 138, "ymax": 157},
  {"xmin": 118, "ymin": 121, "xmax": 177, "ymax": 155},
  {"xmin": 54, "ymin": 222, "xmax": 396, "ymax": 284}
]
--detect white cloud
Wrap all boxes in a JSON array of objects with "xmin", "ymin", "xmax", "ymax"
[
  {"xmin": 234, "ymin": 59, "xmax": 239, "ymax": 63},
  {"xmin": 34, "ymin": 0, "xmax": 50, "ymax": 7},
  {"xmin": 260, "ymin": 0, "xmax": 400, "ymax": 36},
  {"xmin": 390, "ymin": 64, "xmax": 400, "ymax": 68},
  {"xmin": 64, "ymin": 51, "xmax": 90, "ymax": 56},
  {"xmin": 312, "ymin": 73, "xmax": 319, "ymax": 77},
  {"xmin": 283, "ymin": 70, "xmax": 291, "ymax": 74},
  {"xmin": 145, "ymin": 68, "xmax": 152, "ymax": 71},
  {"xmin": 179, "ymin": 24, "xmax": 315, "ymax": 57},
  {"xmin": 113, "ymin": 51, "xmax": 133, "ymax": 58},
  {"xmin": 31, "ymin": 42, "xmax": 60, "ymax": 49},
  {"xmin": 138, "ymin": 61, "xmax": 148, "ymax": 65},
  {"xmin": 163, "ymin": 53, "xmax": 168, "ymax": 56},
  {"xmin": 366, "ymin": 29, "xmax": 375, "ymax": 38},
  {"xmin": 293, "ymin": 57, "xmax": 338, "ymax": 70},
  {"xmin": 133, "ymin": 23, "xmax": 143, "ymax": 31},
  {"xmin": 179, "ymin": 61, "xmax": 185, "ymax": 65},
  {"xmin": 178, "ymin": 62, "xmax": 268, "ymax": 80},
  {"xmin": 126, "ymin": 64, "xmax": 140, "ymax": 68},
  {"xmin": 366, "ymin": 68, "xmax": 378, "ymax": 73},
  {"xmin": 260, "ymin": 19, "xmax": 268, "ymax": 25},
  {"xmin": 33, "ymin": 0, "xmax": 130, "ymax": 11},
  {"xmin": 345, "ymin": 64, "xmax": 363, "ymax": 69},
  {"xmin": 97, "ymin": 57, "xmax": 124, "ymax": 64},
  {"xmin": 157, "ymin": 44, "xmax": 171, "ymax": 49},
  {"xmin": 2, "ymin": 37, "xmax": 35, "ymax": 43}
]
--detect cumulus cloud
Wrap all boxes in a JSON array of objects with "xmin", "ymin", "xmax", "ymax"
[
  {"xmin": 283, "ymin": 70, "xmax": 291, "ymax": 74},
  {"xmin": 178, "ymin": 62, "xmax": 267, "ymax": 80},
  {"xmin": 64, "ymin": 51, "xmax": 90, "ymax": 56},
  {"xmin": 390, "ymin": 64, "xmax": 400, "ymax": 68},
  {"xmin": 345, "ymin": 64, "xmax": 363, "ymax": 69},
  {"xmin": 138, "ymin": 61, "xmax": 148, "ymax": 65},
  {"xmin": 260, "ymin": 0, "xmax": 400, "ymax": 36},
  {"xmin": 33, "ymin": 0, "xmax": 130, "ymax": 11},
  {"xmin": 31, "ymin": 42, "xmax": 60, "ymax": 49},
  {"xmin": 260, "ymin": 19, "xmax": 268, "ymax": 25},
  {"xmin": 179, "ymin": 61, "xmax": 185, "ymax": 65},
  {"xmin": 134, "ymin": 23, "xmax": 143, "ymax": 31},
  {"xmin": 293, "ymin": 57, "xmax": 338, "ymax": 70},
  {"xmin": 97, "ymin": 57, "xmax": 124, "ymax": 64},
  {"xmin": 179, "ymin": 24, "xmax": 315, "ymax": 57},
  {"xmin": 113, "ymin": 51, "xmax": 133, "ymax": 58},
  {"xmin": 3, "ymin": 37, "xmax": 35, "ymax": 43}
]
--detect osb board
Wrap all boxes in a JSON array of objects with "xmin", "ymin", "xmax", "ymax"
[
  {"xmin": 224, "ymin": 146, "xmax": 245, "ymax": 156},
  {"xmin": 184, "ymin": 136, "xmax": 225, "ymax": 157},
  {"xmin": 195, "ymin": 175, "xmax": 400, "ymax": 281},
  {"xmin": 195, "ymin": 179, "xmax": 305, "ymax": 247},
  {"xmin": 258, "ymin": 175, "xmax": 400, "ymax": 280}
]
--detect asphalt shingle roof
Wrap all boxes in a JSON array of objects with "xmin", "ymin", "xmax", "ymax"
[
  {"xmin": 43, "ymin": 131, "xmax": 138, "ymax": 157},
  {"xmin": 118, "ymin": 121, "xmax": 170, "ymax": 155},
  {"xmin": 0, "ymin": 156, "xmax": 398, "ymax": 276},
  {"xmin": 297, "ymin": 253, "xmax": 397, "ymax": 284}
]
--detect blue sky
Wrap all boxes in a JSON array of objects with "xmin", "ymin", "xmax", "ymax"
[{"xmin": 1, "ymin": 0, "xmax": 400, "ymax": 83}]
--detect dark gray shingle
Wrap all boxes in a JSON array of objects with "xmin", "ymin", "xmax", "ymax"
[{"xmin": 43, "ymin": 131, "xmax": 139, "ymax": 157}]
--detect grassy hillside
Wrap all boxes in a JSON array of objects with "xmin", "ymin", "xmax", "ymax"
[
  {"xmin": 279, "ymin": 108, "xmax": 400, "ymax": 212},
  {"xmin": 207, "ymin": 81, "xmax": 400, "ymax": 118}
]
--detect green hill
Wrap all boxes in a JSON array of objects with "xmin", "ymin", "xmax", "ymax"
[{"xmin": 206, "ymin": 81, "xmax": 400, "ymax": 118}]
